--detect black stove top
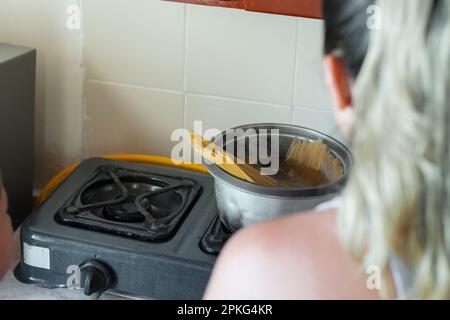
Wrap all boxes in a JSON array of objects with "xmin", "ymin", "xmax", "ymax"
[
  {"xmin": 57, "ymin": 165, "xmax": 201, "ymax": 242},
  {"xmin": 15, "ymin": 158, "xmax": 231, "ymax": 299}
]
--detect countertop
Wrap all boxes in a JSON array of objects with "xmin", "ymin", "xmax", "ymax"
[
  {"xmin": 0, "ymin": 231, "xmax": 131, "ymax": 300},
  {"xmin": 0, "ymin": 270, "xmax": 128, "ymax": 300}
]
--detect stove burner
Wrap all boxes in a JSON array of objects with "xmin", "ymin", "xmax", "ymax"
[
  {"xmin": 57, "ymin": 165, "xmax": 201, "ymax": 242},
  {"xmin": 104, "ymin": 200, "xmax": 148, "ymax": 223},
  {"xmin": 83, "ymin": 181, "xmax": 156, "ymax": 223}
]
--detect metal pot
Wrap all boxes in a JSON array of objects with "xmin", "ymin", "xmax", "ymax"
[{"xmin": 204, "ymin": 123, "xmax": 352, "ymax": 232}]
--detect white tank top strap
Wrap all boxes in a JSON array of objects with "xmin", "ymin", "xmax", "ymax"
[
  {"xmin": 315, "ymin": 196, "xmax": 343, "ymax": 212},
  {"xmin": 388, "ymin": 254, "xmax": 415, "ymax": 299}
]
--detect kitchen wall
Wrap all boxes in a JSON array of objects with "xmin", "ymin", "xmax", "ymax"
[
  {"xmin": 0, "ymin": 0, "xmax": 84, "ymax": 188},
  {"xmin": 0, "ymin": 0, "xmax": 337, "ymax": 189}
]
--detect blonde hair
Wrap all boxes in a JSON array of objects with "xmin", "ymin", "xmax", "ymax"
[{"xmin": 339, "ymin": 0, "xmax": 450, "ymax": 299}]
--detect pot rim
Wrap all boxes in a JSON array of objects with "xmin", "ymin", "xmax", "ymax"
[{"xmin": 204, "ymin": 123, "xmax": 353, "ymax": 198}]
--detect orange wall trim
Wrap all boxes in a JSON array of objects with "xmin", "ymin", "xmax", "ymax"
[
  {"xmin": 165, "ymin": 0, "xmax": 323, "ymax": 19},
  {"xmin": 245, "ymin": 0, "xmax": 322, "ymax": 19},
  {"xmin": 166, "ymin": 0, "xmax": 244, "ymax": 10}
]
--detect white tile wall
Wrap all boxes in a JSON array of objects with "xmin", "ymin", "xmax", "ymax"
[
  {"xmin": 0, "ymin": 0, "xmax": 84, "ymax": 187},
  {"xmin": 83, "ymin": 1, "xmax": 337, "ymax": 159},
  {"xmin": 85, "ymin": 81, "xmax": 184, "ymax": 157},
  {"xmin": 185, "ymin": 5, "xmax": 298, "ymax": 105},
  {"xmin": 292, "ymin": 107, "xmax": 339, "ymax": 138},
  {"xmin": 0, "ymin": 0, "xmax": 338, "ymax": 187},
  {"xmin": 185, "ymin": 94, "xmax": 292, "ymax": 135},
  {"xmin": 83, "ymin": 0, "xmax": 186, "ymax": 91},
  {"xmin": 294, "ymin": 19, "xmax": 332, "ymax": 110}
]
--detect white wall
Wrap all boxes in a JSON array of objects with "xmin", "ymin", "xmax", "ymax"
[
  {"xmin": 0, "ymin": 0, "xmax": 337, "ymax": 189},
  {"xmin": 0, "ymin": 0, "xmax": 84, "ymax": 188}
]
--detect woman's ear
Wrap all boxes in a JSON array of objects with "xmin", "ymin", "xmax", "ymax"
[
  {"xmin": 323, "ymin": 55, "xmax": 353, "ymax": 110},
  {"xmin": 323, "ymin": 55, "xmax": 356, "ymax": 139}
]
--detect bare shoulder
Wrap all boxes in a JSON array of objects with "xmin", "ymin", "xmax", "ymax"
[{"xmin": 204, "ymin": 210, "xmax": 378, "ymax": 300}]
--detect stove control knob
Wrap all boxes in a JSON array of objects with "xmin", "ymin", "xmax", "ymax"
[{"xmin": 80, "ymin": 260, "xmax": 113, "ymax": 297}]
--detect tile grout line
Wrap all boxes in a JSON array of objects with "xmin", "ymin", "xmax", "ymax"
[
  {"xmin": 88, "ymin": 79, "xmax": 292, "ymax": 111},
  {"xmin": 79, "ymin": 0, "xmax": 89, "ymax": 159},
  {"xmin": 293, "ymin": 105, "xmax": 333, "ymax": 113},
  {"xmin": 88, "ymin": 79, "xmax": 185, "ymax": 96},
  {"xmin": 182, "ymin": 4, "xmax": 189, "ymax": 129},
  {"xmin": 186, "ymin": 92, "xmax": 290, "ymax": 110},
  {"xmin": 291, "ymin": 18, "xmax": 301, "ymax": 125}
]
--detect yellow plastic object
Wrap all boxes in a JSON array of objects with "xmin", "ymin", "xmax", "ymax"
[{"xmin": 34, "ymin": 154, "xmax": 208, "ymax": 208}]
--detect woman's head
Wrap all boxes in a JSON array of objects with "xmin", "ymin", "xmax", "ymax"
[
  {"xmin": 324, "ymin": 0, "xmax": 450, "ymax": 299},
  {"xmin": 322, "ymin": 0, "xmax": 375, "ymax": 138}
]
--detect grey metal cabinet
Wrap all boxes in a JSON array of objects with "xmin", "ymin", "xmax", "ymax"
[{"xmin": 0, "ymin": 43, "xmax": 36, "ymax": 229}]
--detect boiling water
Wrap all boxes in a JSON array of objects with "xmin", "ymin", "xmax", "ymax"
[
  {"xmin": 255, "ymin": 161, "xmax": 330, "ymax": 188},
  {"xmin": 275, "ymin": 162, "xmax": 330, "ymax": 188}
]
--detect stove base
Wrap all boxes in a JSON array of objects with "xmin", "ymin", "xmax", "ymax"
[{"xmin": 15, "ymin": 158, "xmax": 220, "ymax": 299}]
